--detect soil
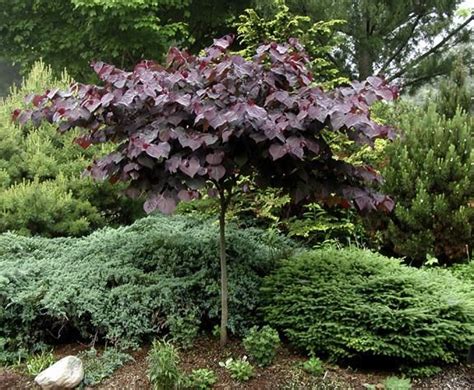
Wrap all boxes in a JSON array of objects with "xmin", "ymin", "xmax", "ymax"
[{"xmin": 1, "ymin": 336, "xmax": 472, "ymax": 390}]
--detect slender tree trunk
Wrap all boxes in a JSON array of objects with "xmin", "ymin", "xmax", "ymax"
[{"xmin": 218, "ymin": 191, "xmax": 228, "ymax": 346}]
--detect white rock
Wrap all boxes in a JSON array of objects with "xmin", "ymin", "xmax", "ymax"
[{"xmin": 34, "ymin": 355, "xmax": 84, "ymax": 389}]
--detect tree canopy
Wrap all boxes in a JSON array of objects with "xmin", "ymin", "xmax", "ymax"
[
  {"xmin": 0, "ymin": 0, "xmax": 251, "ymax": 81},
  {"xmin": 17, "ymin": 36, "xmax": 398, "ymax": 215},
  {"xmin": 255, "ymin": 0, "xmax": 473, "ymax": 88},
  {"xmin": 0, "ymin": 0, "xmax": 190, "ymax": 79}
]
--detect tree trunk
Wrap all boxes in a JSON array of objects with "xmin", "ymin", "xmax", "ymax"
[
  {"xmin": 357, "ymin": 45, "xmax": 373, "ymax": 80},
  {"xmin": 219, "ymin": 192, "xmax": 228, "ymax": 346}
]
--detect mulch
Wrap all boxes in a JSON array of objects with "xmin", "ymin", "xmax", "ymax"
[{"xmin": 1, "ymin": 336, "xmax": 472, "ymax": 389}]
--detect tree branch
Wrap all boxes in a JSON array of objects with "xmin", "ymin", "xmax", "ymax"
[
  {"xmin": 388, "ymin": 14, "xmax": 473, "ymax": 82},
  {"xmin": 401, "ymin": 70, "xmax": 446, "ymax": 89},
  {"xmin": 378, "ymin": 13, "xmax": 424, "ymax": 75}
]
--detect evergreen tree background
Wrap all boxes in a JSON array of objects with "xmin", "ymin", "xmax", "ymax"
[{"xmin": 382, "ymin": 62, "xmax": 473, "ymax": 264}]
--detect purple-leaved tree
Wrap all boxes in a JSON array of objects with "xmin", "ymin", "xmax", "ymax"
[{"xmin": 15, "ymin": 35, "xmax": 397, "ymax": 345}]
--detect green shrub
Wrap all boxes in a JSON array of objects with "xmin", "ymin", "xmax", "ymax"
[
  {"xmin": 147, "ymin": 340, "xmax": 181, "ymax": 390},
  {"xmin": 185, "ymin": 368, "xmax": 217, "ymax": 389},
  {"xmin": 382, "ymin": 102, "xmax": 472, "ymax": 264},
  {"xmin": 243, "ymin": 325, "xmax": 280, "ymax": 367},
  {"xmin": 79, "ymin": 348, "xmax": 133, "ymax": 386},
  {"xmin": 383, "ymin": 376, "xmax": 411, "ymax": 390},
  {"xmin": 262, "ymin": 247, "xmax": 474, "ymax": 370},
  {"xmin": 400, "ymin": 365, "xmax": 441, "ymax": 378},
  {"xmin": 0, "ymin": 337, "xmax": 27, "ymax": 366},
  {"xmin": 235, "ymin": 1, "xmax": 346, "ymax": 88},
  {"xmin": 219, "ymin": 357, "xmax": 254, "ymax": 382},
  {"xmin": 25, "ymin": 351, "xmax": 55, "ymax": 376},
  {"xmin": 167, "ymin": 311, "xmax": 200, "ymax": 349},
  {"xmin": 0, "ymin": 61, "xmax": 141, "ymax": 237},
  {"xmin": 301, "ymin": 357, "xmax": 324, "ymax": 376},
  {"xmin": 450, "ymin": 261, "xmax": 474, "ymax": 284},
  {"xmin": 0, "ymin": 215, "xmax": 293, "ymax": 359}
]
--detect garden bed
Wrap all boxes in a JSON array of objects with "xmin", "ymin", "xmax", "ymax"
[{"xmin": 1, "ymin": 337, "xmax": 472, "ymax": 389}]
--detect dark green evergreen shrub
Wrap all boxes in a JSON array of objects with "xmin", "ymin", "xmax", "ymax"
[
  {"xmin": 261, "ymin": 247, "xmax": 474, "ymax": 370},
  {"xmin": 383, "ymin": 104, "xmax": 473, "ymax": 264},
  {"xmin": 380, "ymin": 60, "xmax": 473, "ymax": 264},
  {"xmin": 0, "ymin": 215, "xmax": 293, "ymax": 359}
]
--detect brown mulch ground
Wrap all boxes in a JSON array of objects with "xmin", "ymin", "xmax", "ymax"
[{"xmin": 1, "ymin": 337, "xmax": 473, "ymax": 389}]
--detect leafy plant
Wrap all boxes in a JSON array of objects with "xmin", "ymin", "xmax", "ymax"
[
  {"xmin": 302, "ymin": 357, "xmax": 324, "ymax": 376},
  {"xmin": 185, "ymin": 368, "xmax": 217, "ymax": 390},
  {"xmin": 19, "ymin": 36, "xmax": 397, "ymax": 343},
  {"xmin": 167, "ymin": 310, "xmax": 200, "ymax": 349},
  {"xmin": 211, "ymin": 325, "xmax": 221, "ymax": 338},
  {"xmin": 219, "ymin": 357, "xmax": 254, "ymax": 382},
  {"xmin": 262, "ymin": 247, "xmax": 474, "ymax": 369},
  {"xmin": 25, "ymin": 351, "xmax": 55, "ymax": 376},
  {"xmin": 243, "ymin": 325, "xmax": 280, "ymax": 367},
  {"xmin": 79, "ymin": 348, "xmax": 133, "ymax": 386},
  {"xmin": 286, "ymin": 203, "xmax": 363, "ymax": 247},
  {"xmin": 147, "ymin": 340, "xmax": 182, "ymax": 390},
  {"xmin": 0, "ymin": 0, "xmax": 190, "ymax": 79},
  {"xmin": 383, "ymin": 376, "xmax": 411, "ymax": 390}
]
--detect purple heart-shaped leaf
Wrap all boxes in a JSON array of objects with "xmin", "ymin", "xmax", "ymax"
[
  {"xmin": 269, "ymin": 143, "xmax": 287, "ymax": 160},
  {"xmin": 145, "ymin": 142, "xmax": 170, "ymax": 159}
]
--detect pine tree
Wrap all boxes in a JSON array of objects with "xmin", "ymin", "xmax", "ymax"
[
  {"xmin": 435, "ymin": 56, "xmax": 472, "ymax": 119},
  {"xmin": 383, "ymin": 102, "xmax": 473, "ymax": 264},
  {"xmin": 0, "ymin": 61, "xmax": 142, "ymax": 236}
]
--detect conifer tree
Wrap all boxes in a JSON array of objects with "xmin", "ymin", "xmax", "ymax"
[
  {"xmin": 435, "ymin": 57, "xmax": 472, "ymax": 119},
  {"xmin": 383, "ymin": 101, "xmax": 473, "ymax": 264},
  {"xmin": 0, "ymin": 62, "xmax": 141, "ymax": 236}
]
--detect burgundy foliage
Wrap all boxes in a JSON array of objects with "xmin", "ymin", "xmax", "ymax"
[{"xmin": 16, "ymin": 36, "xmax": 398, "ymax": 214}]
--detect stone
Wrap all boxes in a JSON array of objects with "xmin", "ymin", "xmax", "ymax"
[{"xmin": 34, "ymin": 355, "xmax": 84, "ymax": 389}]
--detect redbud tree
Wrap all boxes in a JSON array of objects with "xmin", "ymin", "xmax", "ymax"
[{"xmin": 16, "ymin": 35, "xmax": 397, "ymax": 345}]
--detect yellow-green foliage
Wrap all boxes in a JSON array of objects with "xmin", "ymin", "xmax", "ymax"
[
  {"xmin": 235, "ymin": 0, "xmax": 347, "ymax": 88},
  {"xmin": 0, "ymin": 61, "xmax": 142, "ymax": 237}
]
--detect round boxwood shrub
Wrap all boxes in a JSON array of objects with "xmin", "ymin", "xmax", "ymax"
[{"xmin": 261, "ymin": 247, "xmax": 474, "ymax": 369}]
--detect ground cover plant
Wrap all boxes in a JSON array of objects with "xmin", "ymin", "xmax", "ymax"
[
  {"xmin": 0, "ymin": 214, "xmax": 293, "ymax": 361},
  {"xmin": 80, "ymin": 348, "xmax": 133, "ymax": 386},
  {"xmin": 219, "ymin": 357, "xmax": 255, "ymax": 382},
  {"xmin": 185, "ymin": 368, "xmax": 217, "ymax": 389},
  {"xmin": 262, "ymin": 247, "xmax": 474, "ymax": 372}
]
